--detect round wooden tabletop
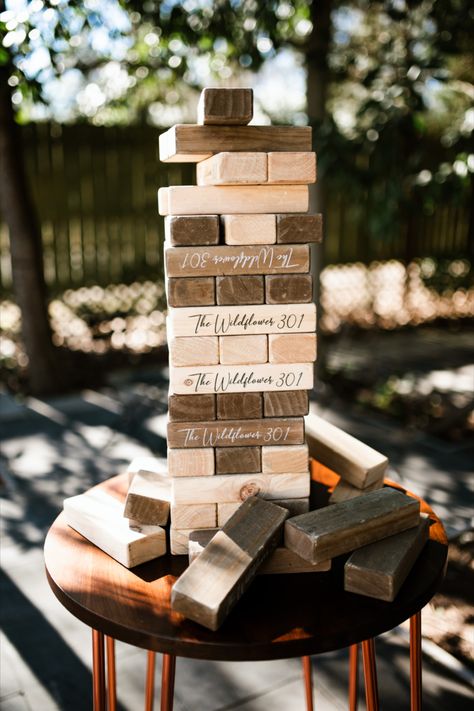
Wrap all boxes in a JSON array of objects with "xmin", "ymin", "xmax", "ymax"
[{"xmin": 44, "ymin": 460, "xmax": 448, "ymax": 662}]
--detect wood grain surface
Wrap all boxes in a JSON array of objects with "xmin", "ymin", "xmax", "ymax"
[
  {"xmin": 219, "ymin": 334, "xmax": 268, "ymax": 365},
  {"xmin": 165, "ymin": 215, "xmax": 219, "ymax": 246},
  {"xmin": 197, "ymin": 153, "xmax": 267, "ymax": 185},
  {"xmin": 169, "ymin": 363, "xmax": 313, "ymax": 395},
  {"xmin": 124, "ymin": 470, "xmax": 171, "ymax": 526},
  {"xmin": 167, "ymin": 277, "xmax": 216, "ymax": 308},
  {"xmin": 222, "ymin": 214, "xmax": 276, "ymax": 245},
  {"xmin": 263, "ymin": 390, "xmax": 309, "ymax": 417},
  {"xmin": 168, "ymin": 448, "xmax": 215, "ymax": 477},
  {"xmin": 267, "ymin": 152, "xmax": 316, "ymax": 184},
  {"xmin": 216, "ymin": 393, "xmax": 263, "ymax": 420},
  {"xmin": 167, "ymin": 417, "xmax": 304, "ymax": 449},
  {"xmin": 265, "ymin": 274, "xmax": 313, "ymax": 304},
  {"xmin": 215, "ymin": 446, "xmax": 261, "ymax": 474},
  {"xmin": 172, "ymin": 472, "xmax": 310, "ymax": 505},
  {"xmin": 216, "ymin": 276, "xmax": 264, "ymax": 305},
  {"xmin": 168, "ymin": 394, "xmax": 216, "ymax": 422},
  {"xmin": 268, "ymin": 333, "xmax": 317, "ymax": 363},
  {"xmin": 158, "ymin": 185, "xmax": 308, "ymax": 215},
  {"xmin": 197, "ymin": 88, "xmax": 253, "ymax": 126},
  {"xmin": 276, "ymin": 214, "xmax": 323, "ymax": 244}
]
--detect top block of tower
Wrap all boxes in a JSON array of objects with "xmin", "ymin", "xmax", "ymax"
[{"xmin": 197, "ymin": 88, "xmax": 253, "ymax": 125}]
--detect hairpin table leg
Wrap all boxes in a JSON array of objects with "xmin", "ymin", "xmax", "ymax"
[
  {"xmin": 410, "ymin": 611, "xmax": 422, "ymax": 711},
  {"xmin": 145, "ymin": 651, "xmax": 156, "ymax": 711},
  {"xmin": 92, "ymin": 629, "xmax": 106, "ymax": 711},
  {"xmin": 105, "ymin": 636, "xmax": 116, "ymax": 711},
  {"xmin": 349, "ymin": 644, "xmax": 359, "ymax": 711},
  {"xmin": 301, "ymin": 656, "xmax": 314, "ymax": 711},
  {"xmin": 160, "ymin": 654, "xmax": 176, "ymax": 711},
  {"xmin": 362, "ymin": 639, "xmax": 379, "ymax": 711}
]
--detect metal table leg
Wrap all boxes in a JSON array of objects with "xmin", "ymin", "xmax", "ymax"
[
  {"xmin": 362, "ymin": 639, "xmax": 379, "ymax": 711},
  {"xmin": 349, "ymin": 643, "xmax": 359, "ymax": 711},
  {"xmin": 410, "ymin": 612, "xmax": 422, "ymax": 711},
  {"xmin": 105, "ymin": 636, "xmax": 117, "ymax": 711},
  {"xmin": 145, "ymin": 651, "xmax": 156, "ymax": 711},
  {"xmin": 301, "ymin": 656, "xmax": 314, "ymax": 711},
  {"xmin": 160, "ymin": 654, "xmax": 176, "ymax": 711},
  {"xmin": 92, "ymin": 629, "xmax": 106, "ymax": 711}
]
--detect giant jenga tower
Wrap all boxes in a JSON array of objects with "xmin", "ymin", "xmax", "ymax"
[{"xmin": 158, "ymin": 88, "xmax": 322, "ymax": 555}]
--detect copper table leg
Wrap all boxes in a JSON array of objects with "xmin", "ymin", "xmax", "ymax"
[
  {"xmin": 145, "ymin": 651, "xmax": 156, "ymax": 711},
  {"xmin": 349, "ymin": 643, "xmax": 359, "ymax": 711},
  {"xmin": 301, "ymin": 656, "xmax": 314, "ymax": 711},
  {"xmin": 410, "ymin": 612, "xmax": 422, "ymax": 711},
  {"xmin": 362, "ymin": 639, "xmax": 379, "ymax": 711},
  {"xmin": 105, "ymin": 636, "xmax": 117, "ymax": 711},
  {"xmin": 160, "ymin": 654, "xmax": 176, "ymax": 711},
  {"xmin": 92, "ymin": 629, "xmax": 106, "ymax": 711}
]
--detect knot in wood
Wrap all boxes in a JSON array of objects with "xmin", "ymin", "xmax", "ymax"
[{"xmin": 239, "ymin": 483, "xmax": 260, "ymax": 500}]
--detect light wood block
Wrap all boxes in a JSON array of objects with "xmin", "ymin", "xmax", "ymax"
[
  {"xmin": 159, "ymin": 124, "xmax": 312, "ymax": 163},
  {"xmin": 215, "ymin": 446, "xmax": 261, "ymax": 474},
  {"xmin": 170, "ymin": 528, "xmax": 194, "ymax": 555},
  {"xmin": 276, "ymin": 214, "xmax": 323, "ymax": 244},
  {"xmin": 305, "ymin": 413, "xmax": 388, "ymax": 489},
  {"xmin": 168, "ymin": 448, "xmax": 215, "ymax": 477},
  {"xmin": 167, "ymin": 303, "xmax": 316, "ymax": 337},
  {"xmin": 262, "ymin": 444, "xmax": 309, "ymax": 474},
  {"xmin": 344, "ymin": 518, "xmax": 429, "ymax": 601},
  {"xmin": 126, "ymin": 456, "xmax": 168, "ymax": 485},
  {"xmin": 158, "ymin": 185, "xmax": 308, "ymax": 215},
  {"xmin": 169, "ymin": 336, "xmax": 219, "ymax": 366},
  {"xmin": 63, "ymin": 489, "xmax": 166, "ymax": 568},
  {"xmin": 167, "ymin": 277, "xmax": 215, "ymax": 308},
  {"xmin": 128, "ymin": 520, "xmax": 164, "ymax": 535},
  {"xmin": 168, "ymin": 394, "xmax": 216, "ymax": 422},
  {"xmin": 165, "ymin": 215, "xmax": 219, "ymax": 246},
  {"xmin": 267, "ymin": 152, "xmax": 316, "ymax": 184},
  {"xmin": 216, "ymin": 393, "xmax": 263, "ymax": 420},
  {"xmin": 219, "ymin": 335, "xmax": 267, "ymax": 365},
  {"xmin": 165, "ymin": 244, "xmax": 310, "ymax": 277},
  {"xmin": 265, "ymin": 274, "xmax": 313, "ymax": 304},
  {"xmin": 171, "ymin": 503, "xmax": 217, "ymax": 530},
  {"xmin": 329, "ymin": 478, "xmax": 384, "ymax": 504},
  {"xmin": 269, "ymin": 333, "xmax": 316, "ymax": 364},
  {"xmin": 197, "ymin": 88, "xmax": 253, "ymax": 125},
  {"xmin": 222, "ymin": 214, "xmax": 276, "ymax": 245},
  {"xmin": 217, "ymin": 503, "xmax": 241, "ymax": 526},
  {"xmin": 197, "ymin": 153, "xmax": 266, "ymax": 185},
  {"xmin": 124, "ymin": 470, "xmax": 171, "ymax": 525},
  {"xmin": 217, "ymin": 498, "xmax": 309, "ymax": 525},
  {"xmin": 285, "ymin": 488, "xmax": 420, "ymax": 565},
  {"xmin": 216, "ymin": 275, "xmax": 264, "ymax": 305},
  {"xmin": 169, "ymin": 363, "xmax": 313, "ymax": 395},
  {"xmin": 168, "ymin": 417, "xmax": 304, "ymax": 449},
  {"xmin": 172, "ymin": 471, "xmax": 310, "ymax": 504},
  {"xmin": 263, "ymin": 390, "xmax": 309, "ymax": 417}
]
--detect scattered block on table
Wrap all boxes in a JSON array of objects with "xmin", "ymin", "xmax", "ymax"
[
  {"xmin": 262, "ymin": 444, "xmax": 309, "ymax": 474},
  {"xmin": 197, "ymin": 88, "xmax": 253, "ymax": 126},
  {"xmin": 158, "ymin": 185, "xmax": 308, "ymax": 216},
  {"xmin": 219, "ymin": 335, "xmax": 268, "ymax": 365},
  {"xmin": 284, "ymin": 487, "xmax": 420, "ymax": 565},
  {"xmin": 165, "ymin": 244, "xmax": 310, "ymax": 278},
  {"xmin": 269, "ymin": 333, "xmax": 316, "ymax": 364},
  {"xmin": 167, "ymin": 277, "xmax": 215, "ymax": 308},
  {"xmin": 217, "ymin": 497, "xmax": 309, "ymax": 526},
  {"xmin": 267, "ymin": 152, "xmax": 316, "ymax": 184},
  {"xmin": 217, "ymin": 502, "xmax": 242, "ymax": 526},
  {"xmin": 171, "ymin": 496, "xmax": 288, "ymax": 629},
  {"xmin": 344, "ymin": 518, "xmax": 429, "ymax": 601},
  {"xmin": 329, "ymin": 477, "xmax": 384, "ymax": 505},
  {"xmin": 171, "ymin": 503, "xmax": 217, "ymax": 530},
  {"xmin": 168, "ymin": 447, "xmax": 215, "ymax": 477},
  {"xmin": 127, "ymin": 456, "xmax": 168, "ymax": 485},
  {"xmin": 216, "ymin": 275, "xmax": 264, "ymax": 305},
  {"xmin": 215, "ymin": 446, "xmax": 261, "ymax": 474},
  {"xmin": 168, "ymin": 394, "xmax": 216, "ymax": 423},
  {"xmin": 305, "ymin": 413, "xmax": 388, "ymax": 489},
  {"xmin": 263, "ymin": 390, "xmax": 309, "ymax": 417},
  {"xmin": 197, "ymin": 153, "xmax": 267, "ymax": 185},
  {"xmin": 124, "ymin": 470, "xmax": 171, "ymax": 525},
  {"xmin": 168, "ymin": 417, "xmax": 305, "ymax": 449},
  {"xmin": 159, "ymin": 125, "xmax": 312, "ymax": 163},
  {"xmin": 165, "ymin": 215, "xmax": 219, "ymax": 247},
  {"xmin": 167, "ymin": 303, "xmax": 316, "ymax": 338},
  {"xmin": 222, "ymin": 214, "xmax": 276, "ymax": 245},
  {"xmin": 265, "ymin": 274, "xmax": 313, "ymax": 304},
  {"xmin": 169, "ymin": 363, "xmax": 313, "ymax": 395},
  {"xmin": 128, "ymin": 520, "xmax": 165, "ymax": 535},
  {"xmin": 276, "ymin": 214, "xmax": 323, "ymax": 244},
  {"xmin": 216, "ymin": 392, "xmax": 263, "ymax": 420},
  {"xmin": 63, "ymin": 489, "xmax": 166, "ymax": 568},
  {"xmin": 170, "ymin": 527, "xmax": 194, "ymax": 555},
  {"xmin": 169, "ymin": 336, "xmax": 219, "ymax": 366},
  {"xmin": 172, "ymin": 471, "xmax": 310, "ymax": 505}
]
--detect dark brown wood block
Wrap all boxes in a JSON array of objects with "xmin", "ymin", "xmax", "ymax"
[
  {"xmin": 167, "ymin": 277, "xmax": 215, "ymax": 307},
  {"xmin": 216, "ymin": 446, "xmax": 261, "ymax": 474},
  {"xmin": 166, "ymin": 215, "xmax": 219, "ymax": 246},
  {"xmin": 168, "ymin": 418, "xmax": 304, "ymax": 449},
  {"xmin": 198, "ymin": 88, "xmax": 253, "ymax": 125},
  {"xmin": 276, "ymin": 214, "xmax": 323, "ymax": 244},
  {"xmin": 216, "ymin": 276, "xmax": 264, "ymax": 305},
  {"xmin": 217, "ymin": 393, "xmax": 263, "ymax": 420},
  {"xmin": 265, "ymin": 274, "xmax": 313, "ymax": 304},
  {"xmin": 263, "ymin": 391, "xmax": 309, "ymax": 417},
  {"xmin": 168, "ymin": 394, "xmax": 216, "ymax": 422}
]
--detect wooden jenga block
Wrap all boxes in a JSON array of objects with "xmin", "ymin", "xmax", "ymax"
[
  {"xmin": 262, "ymin": 444, "xmax": 309, "ymax": 474},
  {"xmin": 268, "ymin": 333, "xmax": 316, "ymax": 363},
  {"xmin": 167, "ymin": 303, "xmax": 316, "ymax": 338},
  {"xmin": 171, "ymin": 497, "xmax": 288, "ymax": 629},
  {"xmin": 276, "ymin": 214, "xmax": 323, "ymax": 244},
  {"xmin": 172, "ymin": 471, "xmax": 310, "ymax": 504},
  {"xmin": 265, "ymin": 274, "xmax": 313, "ymax": 304},
  {"xmin": 166, "ymin": 244, "xmax": 309, "ymax": 278},
  {"xmin": 305, "ymin": 413, "xmax": 388, "ymax": 489},
  {"xmin": 263, "ymin": 390, "xmax": 309, "ymax": 417},
  {"xmin": 215, "ymin": 446, "xmax": 261, "ymax": 474},
  {"xmin": 217, "ymin": 498, "xmax": 310, "ymax": 526},
  {"xmin": 169, "ymin": 336, "xmax": 219, "ymax": 366},
  {"xmin": 267, "ymin": 152, "xmax": 316, "ymax": 184},
  {"xmin": 168, "ymin": 394, "xmax": 216, "ymax": 422},
  {"xmin": 222, "ymin": 214, "xmax": 276, "ymax": 245},
  {"xmin": 216, "ymin": 275, "xmax": 264, "ymax": 305},
  {"xmin": 159, "ymin": 124, "xmax": 312, "ymax": 163},
  {"xmin": 171, "ymin": 503, "xmax": 217, "ymax": 530},
  {"xmin": 124, "ymin": 470, "xmax": 171, "ymax": 525},
  {"xmin": 217, "ymin": 503, "xmax": 241, "ymax": 526},
  {"xmin": 63, "ymin": 489, "xmax": 166, "ymax": 568},
  {"xmin": 219, "ymin": 335, "xmax": 268, "ymax": 365},
  {"xmin": 197, "ymin": 153, "xmax": 267, "ymax": 185},
  {"xmin": 197, "ymin": 88, "xmax": 253, "ymax": 125},
  {"xmin": 168, "ymin": 448, "xmax": 215, "ymax": 476},
  {"xmin": 329, "ymin": 478, "xmax": 384, "ymax": 505},
  {"xmin": 128, "ymin": 520, "xmax": 165, "ymax": 535},
  {"xmin": 170, "ymin": 528, "xmax": 194, "ymax": 555},
  {"xmin": 344, "ymin": 518, "xmax": 429, "ymax": 601},
  {"xmin": 126, "ymin": 456, "xmax": 168, "ymax": 485},
  {"xmin": 168, "ymin": 417, "xmax": 304, "ymax": 449},
  {"xmin": 165, "ymin": 215, "xmax": 219, "ymax": 246},
  {"xmin": 216, "ymin": 393, "xmax": 263, "ymax": 420},
  {"xmin": 167, "ymin": 277, "xmax": 215, "ymax": 307},
  {"xmin": 158, "ymin": 185, "xmax": 308, "ymax": 215},
  {"xmin": 285, "ymin": 488, "xmax": 420, "ymax": 565},
  {"xmin": 170, "ymin": 363, "xmax": 313, "ymax": 395}
]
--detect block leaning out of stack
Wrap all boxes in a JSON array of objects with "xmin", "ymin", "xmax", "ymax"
[{"xmin": 158, "ymin": 88, "xmax": 322, "ymax": 555}]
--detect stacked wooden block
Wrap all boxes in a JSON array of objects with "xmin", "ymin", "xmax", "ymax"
[{"xmin": 158, "ymin": 89, "xmax": 322, "ymax": 555}]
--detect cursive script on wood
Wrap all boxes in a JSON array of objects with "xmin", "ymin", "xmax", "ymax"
[
  {"xmin": 167, "ymin": 417, "xmax": 304, "ymax": 449},
  {"xmin": 169, "ymin": 363, "xmax": 314, "ymax": 395}
]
